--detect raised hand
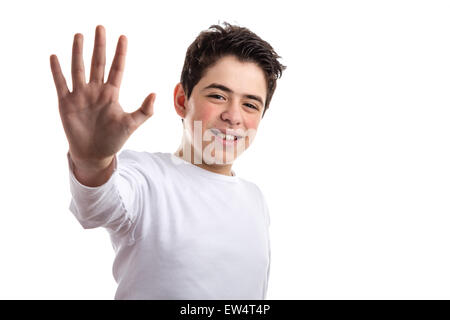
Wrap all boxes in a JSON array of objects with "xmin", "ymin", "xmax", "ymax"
[{"xmin": 50, "ymin": 25, "xmax": 156, "ymax": 173}]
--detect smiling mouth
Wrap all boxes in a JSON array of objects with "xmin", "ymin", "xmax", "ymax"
[{"xmin": 210, "ymin": 129, "xmax": 242, "ymax": 142}]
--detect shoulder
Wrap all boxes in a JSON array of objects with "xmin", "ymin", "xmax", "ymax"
[
  {"xmin": 117, "ymin": 149, "xmax": 170, "ymax": 166},
  {"xmin": 237, "ymin": 176, "xmax": 263, "ymax": 194},
  {"xmin": 236, "ymin": 177, "xmax": 266, "ymax": 203},
  {"xmin": 118, "ymin": 149, "xmax": 153, "ymax": 162},
  {"xmin": 117, "ymin": 150, "xmax": 176, "ymax": 177},
  {"xmin": 239, "ymin": 178, "xmax": 270, "ymax": 225}
]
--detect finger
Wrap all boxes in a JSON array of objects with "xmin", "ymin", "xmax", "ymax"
[
  {"xmin": 107, "ymin": 35, "xmax": 127, "ymax": 88},
  {"xmin": 50, "ymin": 54, "xmax": 70, "ymax": 99},
  {"xmin": 71, "ymin": 33, "xmax": 86, "ymax": 90},
  {"xmin": 89, "ymin": 25, "xmax": 106, "ymax": 83},
  {"xmin": 130, "ymin": 93, "xmax": 156, "ymax": 128}
]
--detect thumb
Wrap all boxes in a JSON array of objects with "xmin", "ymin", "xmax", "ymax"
[{"xmin": 130, "ymin": 93, "xmax": 156, "ymax": 128}]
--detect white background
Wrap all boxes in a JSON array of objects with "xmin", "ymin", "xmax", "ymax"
[{"xmin": 0, "ymin": 0, "xmax": 449, "ymax": 299}]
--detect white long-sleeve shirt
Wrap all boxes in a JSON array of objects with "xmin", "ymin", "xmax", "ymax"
[{"xmin": 67, "ymin": 150, "xmax": 271, "ymax": 300}]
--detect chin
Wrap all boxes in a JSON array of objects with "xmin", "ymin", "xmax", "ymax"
[{"xmin": 202, "ymin": 149, "xmax": 239, "ymax": 165}]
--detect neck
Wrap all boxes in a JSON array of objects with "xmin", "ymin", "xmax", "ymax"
[{"xmin": 174, "ymin": 142, "xmax": 234, "ymax": 177}]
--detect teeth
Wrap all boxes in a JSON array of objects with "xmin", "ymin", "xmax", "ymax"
[{"xmin": 215, "ymin": 131, "xmax": 238, "ymax": 141}]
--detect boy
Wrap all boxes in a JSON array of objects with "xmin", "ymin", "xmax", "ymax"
[{"xmin": 50, "ymin": 22, "xmax": 285, "ymax": 299}]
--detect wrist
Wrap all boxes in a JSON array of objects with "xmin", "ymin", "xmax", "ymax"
[
  {"xmin": 69, "ymin": 152, "xmax": 115, "ymax": 172},
  {"xmin": 69, "ymin": 152, "xmax": 116, "ymax": 187}
]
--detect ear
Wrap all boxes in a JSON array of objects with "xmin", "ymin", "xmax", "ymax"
[{"xmin": 173, "ymin": 82, "xmax": 188, "ymax": 119}]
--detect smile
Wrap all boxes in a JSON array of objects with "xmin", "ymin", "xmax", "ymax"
[{"xmin": 210, "ymin": 129, "xmax": 242, "ymax": 144}]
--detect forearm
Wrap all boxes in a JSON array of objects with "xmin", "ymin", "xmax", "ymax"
[{"xmin": 67, "ymin": 151, "xmax": 134, "ymax": 232}]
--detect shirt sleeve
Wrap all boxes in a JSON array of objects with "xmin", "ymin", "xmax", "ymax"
[{"xmin": 67, "ymin": 151, "xmax": 142, "ymax": 236}]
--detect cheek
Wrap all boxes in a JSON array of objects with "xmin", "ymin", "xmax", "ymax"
[
  {"xmin": 185, "ymin": 102, "xmax": 219, "ymax": 140},
  {"xmin": 245, "ymin": 116, "xmax": 261, "ymax": 131},
  {"xmin": 243, "ymin": 116, "xmax": 261, "ymax": 148},
  {"xmin": 191, "ymin": 103, "xmax": 218, "ymax": 125}
]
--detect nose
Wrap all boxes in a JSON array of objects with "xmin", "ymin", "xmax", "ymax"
[{"xmin": 220, "ymin": 99, "xmax": 242, "ymax": 126}]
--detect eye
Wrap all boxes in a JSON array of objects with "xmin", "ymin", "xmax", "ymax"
[
  {"xmin": 244, "ymin": 103, "xmax": 258, "ymax": 110},
  {"xmin": 208, "ymin": 94, "xmax": 225, "ymax": 100}
]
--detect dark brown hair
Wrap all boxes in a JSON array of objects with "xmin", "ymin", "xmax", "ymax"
[{"xmin": 180, "ymin": 22, "xmax": 286, "ymax": 117}]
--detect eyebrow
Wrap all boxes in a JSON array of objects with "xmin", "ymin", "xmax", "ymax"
[{"xmin": 202, "ymin": 83, "xmax": 265, "ymax": 107}]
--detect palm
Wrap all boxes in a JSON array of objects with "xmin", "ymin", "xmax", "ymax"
[
  {"xmin": 60, "ymin": 83, "xmax": 129, "ymax": 161},
  {"xmin": 50, "ymin": 25, "xmax": 155, "ymax": 163}
]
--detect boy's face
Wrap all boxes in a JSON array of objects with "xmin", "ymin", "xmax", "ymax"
[{"xmin": 174, "ymin": 55, "xmax": 267, "ymax": 165}]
